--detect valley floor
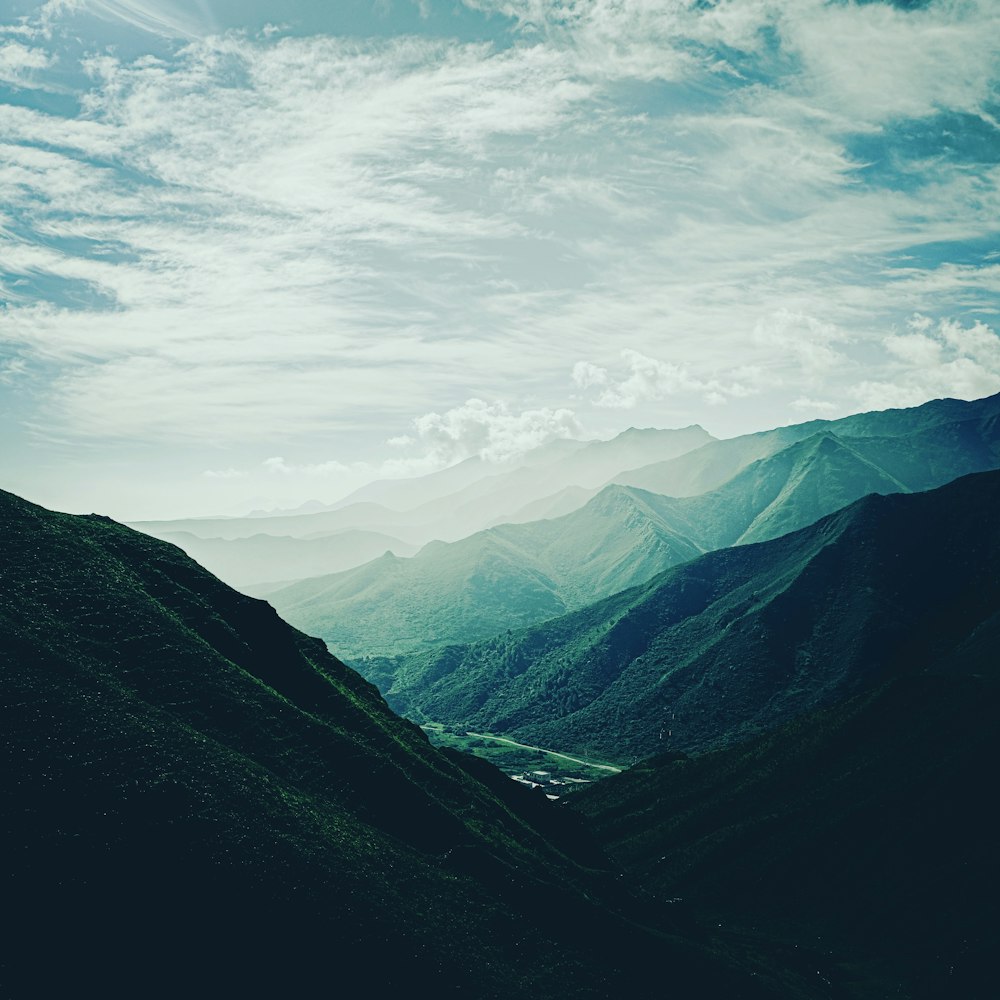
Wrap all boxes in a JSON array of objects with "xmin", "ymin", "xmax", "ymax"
[{"xmin": 421, "ymin": 722, "xmax": 624, "ymax": 794}]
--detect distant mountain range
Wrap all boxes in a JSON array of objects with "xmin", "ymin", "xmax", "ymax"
[
  {"xmin": 265, "ymin": 393, "xmax": 1000, "ymax": 663},
  {"xmin": 376, "ymin": 468, "xmax": 1000, "ymax": 761},
  {"xmin": 130, "ymin": 424, "xmax": 714, "ymax": 586},
  {"xmin": 0, "ymin": 487, "xmax": 783, "ymax": 998},
  {"xmin": 154, "ymin": 527, "xmax": 420, "ymax": 590}
]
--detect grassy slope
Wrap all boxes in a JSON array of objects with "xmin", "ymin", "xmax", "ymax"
[
  {"xmin": 572, "ymin": 664, "xmax": 1000, "ymax": 998},
  {"xmin": 0, "ymin": 489, "xmax": 787, "ymax": 999},
  {"xmin": 383, "ymin": 469, "xmax": 1000, "ymax": 761}
]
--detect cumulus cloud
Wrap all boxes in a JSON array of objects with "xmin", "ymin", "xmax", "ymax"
[
  {"xmin": 753, "ymin": 308, "xmax": 848, "ymax": 377},
  {"xmin": 0, "ymin": 41, "xmax": 53, "ymax": 87},
  {"xmin": 410, "ymin": 398, "xmax": 583, "ymax": 464},
  {"xmin": 571, "ymin": 361, "xmax": 608, "ymax": 389},
  {"xmin": 853, "ymin": 315, "xmax": 1000, "ymax": 410},
  {"xmin": 575, "ymin": 349, "xmax": 755, "ymax": 410},
  {"xmin": 790, "ymin": 396, "xmax": 839, "ymax": 414}
]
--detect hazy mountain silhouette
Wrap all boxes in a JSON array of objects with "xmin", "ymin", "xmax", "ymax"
[
  {"xmin": 156, "ymin": 527, "xmax": 419, "ymax": 589},
  {"xmin": 129, "ymin": 425, "xmax": 714, "ymax": 582},
  {"xmin": 265, "ymin": 397, "xmax": 1000, "ymax": 664}
]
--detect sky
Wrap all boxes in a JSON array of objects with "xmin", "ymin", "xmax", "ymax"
[{"xmin": 1, "ymin": 0, "xmax": 999, "ymax": 519}]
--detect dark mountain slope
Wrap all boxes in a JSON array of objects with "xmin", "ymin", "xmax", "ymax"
[
  {"xmin": 0, "ymin": 490, "xmax": 782, "ymax": 998},
  {"xmin": 388, "ymin": 470, "xmax": 1000, "ymax": 761},
  {"xmin": 572, "ymin": 669, "xmax": 1000, "ymax": 998}
]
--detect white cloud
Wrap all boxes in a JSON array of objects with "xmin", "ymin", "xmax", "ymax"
[
  {"xmin": 753, "ymin": 308, "xmax": 848, "ymax": 377},
  {"xmin": 203, "ymin": 467, "xmax": 247, "ymax": 480},
  {"xmin": 577, "ymin": 348, "xmax": 757, "ymax": 410},
  {"xmin": 790, "ymin": 396, "xmax": 839, "ymax": 414},
  {"xmin": 0, "ymin": 41, "xmax": 53, "ymax": 88},
  {"xmin": 0, "ymin": 357, "xmax": 28, "ymax": 382},
  {"xmin": 854, "ymin": 316, "xmax": 1000, "ymax": 411},
  {"xmin": 595, "ymin": 349, "xmax": 701, "ymax": 409},
  {"xmin": 263, "ymin": 456, "xmax": 353, "ymax": 478},
  {"xmin": 777, "ymin": 0, "xmax": 1000, "ymax": 126},
  {"xmin": 39, "ymin": 0, "xmax": 210, "ymax": 39},
  {"xmin": 410, "ymin": 397, "xmax": 583, "ymax": 464},
  {"xmin": 571, "ymin": 360, "xmax": 608, "ymax": 389},
  {"xmin": 468, "ymin": 0, "xmax": 1000, "ymax": 126}
]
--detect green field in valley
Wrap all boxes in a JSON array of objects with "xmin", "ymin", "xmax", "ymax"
[{"xmin": 421, "ymin": 723, "xmax": 622, "ymax": 794}]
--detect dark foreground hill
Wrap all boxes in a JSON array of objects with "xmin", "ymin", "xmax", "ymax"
[
  {"xmin": 0, "ymin": 489, "xmax": 787, "ymax": 998},
  {"xmin": 384, "ymin": 470, "xmax": 1000, "ymax": 761},
  {"xmin": 573, "ymin": 666, "xmax": 1000, "ymax": 998}
]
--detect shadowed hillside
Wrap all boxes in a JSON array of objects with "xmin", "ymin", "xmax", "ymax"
[
  {"xmin": 0, "ymin": 489, "xmax": 789, "ymax": 998},
  {"xmin": 573, "ymin": 666, "xmax": 1000, "ymax": 998}
]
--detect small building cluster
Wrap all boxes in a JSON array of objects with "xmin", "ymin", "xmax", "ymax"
[{"xmin": 510, "ymin": 769, "xmax": 591, "ymax": 800}]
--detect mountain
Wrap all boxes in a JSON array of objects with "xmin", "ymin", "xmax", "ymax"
[
  {"xmin": 131, "ymin": 498, "xmax": 443, "ymax": 545},
  {"xmin": 572, "ymin": 665, "xmax": 1000, "ymax": 997},
  {"xmin": 154, "ymin": 527, "xmax": 419, "ymax": 589},
  {"xmin": 613, "ymin": 390, "xmax": 1000, "ymax": 496},
  {"xmin": 265, "ymin": 404, "xmax": 1000, "ymax": 664},
  {"xmin": 329, "ymin": 452, "xmax": 523, "ymax": 511},
  {"xmin": 380, "ymin": 469, "xmax": 1000, "ymax": 762},
  {"xmin": 128, "ymin": 426, "xmax": 714, "ymax": 584},
  {"xmin": 263, "ymin": 482, "xmax": 707, "ymax": 660},
  {"xmin": 339, "ymin": 426, "xmax": 713, "ymax": 517},
  {"xmin": 0, "ymin": 488, "xmax": 787, "ymax": 998}
]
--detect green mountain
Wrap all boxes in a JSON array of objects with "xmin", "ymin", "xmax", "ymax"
[
  {"xmin": 382, "ymin": 469, "xmax": 1000, "ymax": 762},
  {"xmin": 266, "ymin": 400, "xmax": 1000, "ymax": 665},
  {"xmin": 572, "ymin": 662, "xmax": 1000, "ymax": 997},
  {"xmin": 264, "ymin": 482, "xmax": 707, "ymax": 660},
  {"xmin": 613, "ymin": 390, "xmax": 1000, "ymax": 496},
  {"xmin": 1, "ymin": 487, "xmax": 802, "ymax": 998}
]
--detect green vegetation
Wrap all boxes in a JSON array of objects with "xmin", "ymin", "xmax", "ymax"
[
  {"xmin": 572, "ymin": 669, "xmax": 1000, "ymax": 998},
  {"xmin": 421, "ymin": 723, "xmax": 622, "ymax": 786},
  {"xmin": 0, "ymin": 487, "xmax": 791, "ymax": 998},
  {"xmin": 372, "ymin": 468, "xmax": 1000, "ymax": 761}
]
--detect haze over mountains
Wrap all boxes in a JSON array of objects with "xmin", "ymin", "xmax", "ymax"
[
  {"xmin": 131, "ymin": 425, "xmax": 714, "ymax": 589},
  {"xmin": 263, "ymin": 393, "xmax": 1000, "ymax": 662}
]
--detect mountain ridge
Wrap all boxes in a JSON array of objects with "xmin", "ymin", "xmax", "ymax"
[
  {"xmin": 380, "ymin": 468, "xmax": 1000, "ymax": 761},
  {"xmin": 266, "ymin": 399, "xmax": 1000, "ymax": 663}
]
